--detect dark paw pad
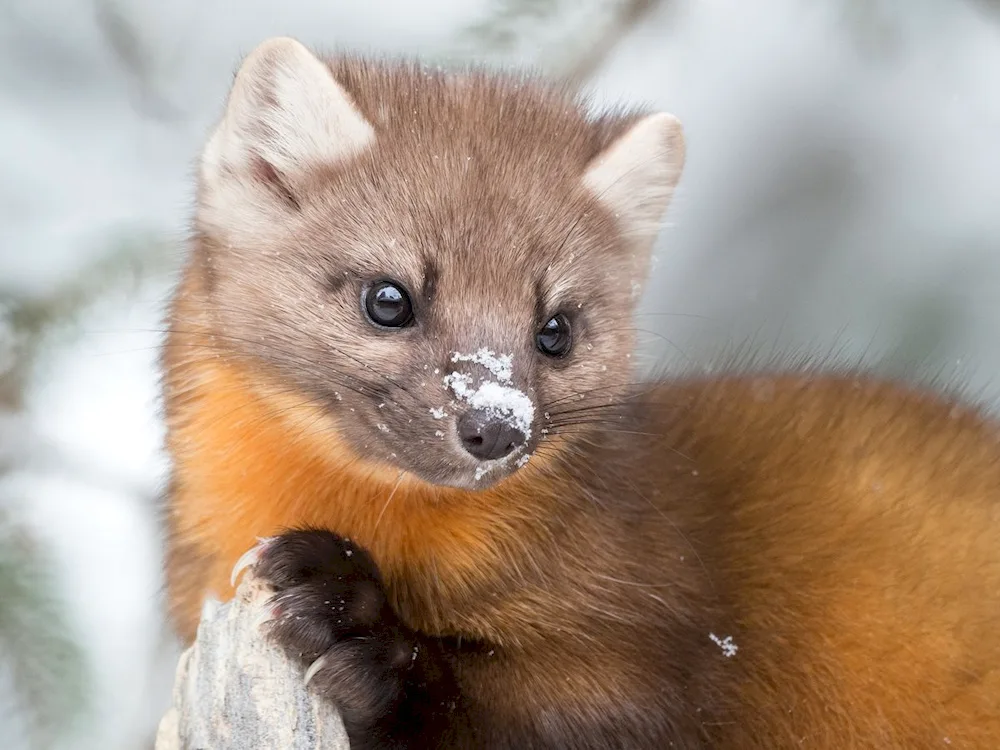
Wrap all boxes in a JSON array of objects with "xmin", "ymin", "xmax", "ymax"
[
  {"xmin": 242, "ymin": 528, "xmax": 380, "ymax": 591},
  {"xmin": 302, "ymin": 634, "xmax": 420, "ymax": 729},
  {"xmin": 234, "ymin": 529, "xmax": 416, "ymax": 734},
  {"xmin": 237, "ymin": 530, "xmax": 388, "ymax": 654}
]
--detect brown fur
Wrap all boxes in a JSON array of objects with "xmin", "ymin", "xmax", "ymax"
[{"xmin": 163, "ymin": 43, "xmax": 1000, "ymax": 748}]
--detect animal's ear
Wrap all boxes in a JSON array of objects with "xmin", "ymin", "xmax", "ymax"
[
  {"xmin": 199, "ymin": 37, "xmax": 373, "ymax": 232},
  {"xmin": 583, "ymin": 113, "xmax": 685, "ymax": 284}
]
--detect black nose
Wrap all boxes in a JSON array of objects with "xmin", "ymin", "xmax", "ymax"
[{"xmin": 457, "ymin": 409, "xmax": 526, "ymax": 461}]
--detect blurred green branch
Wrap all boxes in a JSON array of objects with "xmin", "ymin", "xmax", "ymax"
[
  {"xmin": 0, "ymin": 512, "xmax": 89, "ymax": 748},
  {"xmin": 452, "ymin": 0, "xmax": 666, "ymax": 84},
  {"xmin": 0, "ymin": 230, "xmax": 176, "ymax": 409}
]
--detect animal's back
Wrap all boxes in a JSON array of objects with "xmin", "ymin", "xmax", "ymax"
[{"xmin": 640, "ymin": 374, "xmax": 1000, "ymax": 747}]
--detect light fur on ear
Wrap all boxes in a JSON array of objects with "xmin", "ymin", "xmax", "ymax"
[
  {"xmin": 583, "ymin": 112, "xmax": 685, "ymax": 249},
  {"xmin": 199, "ymin": 37, "xmax": 373, "ymax": 233}
]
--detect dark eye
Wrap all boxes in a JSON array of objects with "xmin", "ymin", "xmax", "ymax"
[
  {"xmin": 364, "ymin": 281, "xmax": 414, "ymax": 328},
  {"xmin": 537, "ymin": 313, "xmax": 572, "ymax": 357}
]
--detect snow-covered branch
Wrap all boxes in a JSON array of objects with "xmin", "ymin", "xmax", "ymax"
[{"xmin": 155, "ymin": 576, "xmax": 349, "ymax": 750}]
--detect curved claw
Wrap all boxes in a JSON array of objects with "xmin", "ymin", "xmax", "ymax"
[
  {"xmin": 253, "ymin": 604, "xmax": 280, "ymax": 631},
  {"xmin": 304, "ymin": 653, "xmax": 329, "ymax": 686},
  {"xmin": 230, "ymin": 536, "xmax": 275, "ymax": 587}
]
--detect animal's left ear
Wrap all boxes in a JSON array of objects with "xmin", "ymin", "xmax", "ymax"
[{"xmin": 583, "ymin": 113, "xmax": 685, "ymax": 283}]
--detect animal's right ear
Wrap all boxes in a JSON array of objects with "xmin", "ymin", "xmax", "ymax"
[{"xmin": 199, "ymin": 37, "xmax": 373, "ymax": 232}]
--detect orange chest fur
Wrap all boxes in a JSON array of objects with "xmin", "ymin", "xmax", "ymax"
[{"xmin": 167, "ymin": 358, "xmax": 530, "ymax": 611}]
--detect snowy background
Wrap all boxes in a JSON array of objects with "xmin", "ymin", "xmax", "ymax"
[{"xmin": 1, "ymin": 0, "xmax": 999, "ymax": 747}]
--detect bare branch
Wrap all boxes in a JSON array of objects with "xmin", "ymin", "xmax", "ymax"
[{"xmin": 155, "ymin": 576, "xmax": 348, "ymax": 750}]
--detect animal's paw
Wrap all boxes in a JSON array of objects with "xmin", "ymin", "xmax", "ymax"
[{"xmin": 234, "ymin": 529, "xmax": 418, "ymax": 732}]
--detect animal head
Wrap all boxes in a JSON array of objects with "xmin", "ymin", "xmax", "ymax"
[{"xmin": 192, "ymin": 37, "xmax": 685, "ymax": 489}]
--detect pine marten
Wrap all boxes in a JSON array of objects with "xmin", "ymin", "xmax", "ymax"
[{"xmin": 162, "ymin": 36, "xmax": 1000, "ymax": 749}]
